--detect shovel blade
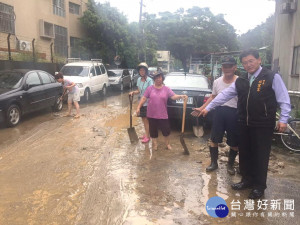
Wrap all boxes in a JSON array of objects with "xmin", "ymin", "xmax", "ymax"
[
  {"xmin": 180, "ymin": 133, "xmax": 189, "ymax": 155},
  {"xmin": 193, "ymin": 125, "xmax": 204, "ymax": 137},
  {"xmin": 127, "ymin": 127, "xmax": 139, "ymax": 144}
]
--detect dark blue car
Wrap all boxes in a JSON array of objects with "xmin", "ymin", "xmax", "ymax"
[
  {"xmin": 0, "ymin": 69, "xmax": 63, "ymax": 127},
  {"xmin": 164, "ymin": 73, "xmax": 213, "ymax": 131}
]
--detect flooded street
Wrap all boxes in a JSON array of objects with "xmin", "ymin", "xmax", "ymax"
[{"xmin": 0, "ymin": 90, "xmax": 299, "ymax": 225}]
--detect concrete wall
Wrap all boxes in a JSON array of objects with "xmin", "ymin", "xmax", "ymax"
[
  {"xmin": 0, "ymin": 0, "xmax": 88, "ymax": 61},
  {"xmin": 273, "ymin": 0, "xmax": 300, "ymax": 91},
  {"xmin": 0, "ymin": 60, "xmax": 63, "ymax": 76}
]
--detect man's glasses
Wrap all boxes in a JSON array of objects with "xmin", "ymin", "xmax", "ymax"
[{"xmin": 242, "ymin": 60, "xmax": 256, "ymax": 66}]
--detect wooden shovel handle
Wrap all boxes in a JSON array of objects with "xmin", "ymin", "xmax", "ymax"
[{"xmin": 181, "ymin": 97, "xmax": 187, "ymax": 133}]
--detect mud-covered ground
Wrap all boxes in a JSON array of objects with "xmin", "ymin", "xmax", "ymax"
[{"xmin": 0, "ymin": 89, "xmax": 299, "ymax": 225}]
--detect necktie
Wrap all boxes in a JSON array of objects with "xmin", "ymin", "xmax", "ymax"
[{"xmin": 249, "ymin": 75, "xmax": 255, "ymax": 86}]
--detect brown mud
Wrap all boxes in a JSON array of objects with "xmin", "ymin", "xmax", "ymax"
[{"xmin": 0, "ymin": 90, "xmax": 299, "ymax": 225}]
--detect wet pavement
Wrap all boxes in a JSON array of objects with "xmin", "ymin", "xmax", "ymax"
[{"xmin": 0, "ymin": 89, "xmax": 299, "ymax": 225}]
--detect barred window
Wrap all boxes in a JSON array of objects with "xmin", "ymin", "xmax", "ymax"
[
  {"xmin": 0, "ymin": 3, "xmax": 15, "ymax": 34},
  {"xmin": 54, "ymin": 25, "xmax": 68, "ymax": 57},
  {"xmin": 70, "ymin": 36, "xmax": 80, "ymax": 48},
  {"xmin": 53, "ymin": 0, "xmax": 65, "ymax": 17},
  {"xmin": 69, "ymin": 2, "xmax": 80, "ymax": 15},
  {"xmin": 291, "ymin": 46, "xmax": 300, "ymax": 76}
]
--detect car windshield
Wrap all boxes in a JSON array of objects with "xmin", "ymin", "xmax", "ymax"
[
  {"xmin": 164, "ymin": 75, "xmax": 209, "ymax": 89},
  {"xmin": 148, "ymin": 67, "xmax": 157, "ymax": 71},
  {"xmin": 108, "ymin": 70, "xmax": 122, "ymax": 77},
  {"xmin": 0, "ymin": 71, "xmax": 24, "ymax": 89},
  {"xmin": 60, "ymin": 66, "xmax": 89, "ymax": 77}
]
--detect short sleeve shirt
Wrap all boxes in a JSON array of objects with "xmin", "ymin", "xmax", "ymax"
[
  {"xmin": 212, "ymin": 76, "xmax": 237, "ymax": 108},
  {"xmin": 144, "ymin": 85, "xmax": 175, "ymax": 119},
  {"xmin": 137, "ymin": 76, "xmax": 153, "ymax": 106},
  {"xmin": 63, "ymin": 79, "xmax": 79, "ymax": 94}
]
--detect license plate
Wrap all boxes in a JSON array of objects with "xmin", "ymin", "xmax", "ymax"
[{"xmin": 176, "ymin": 97, "xmax": 193, "ymax": 104}]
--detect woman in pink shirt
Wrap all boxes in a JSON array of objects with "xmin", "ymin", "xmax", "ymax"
[{"xmin": 136, "ymin": 72, "xmax": 187, "ymax": 150}]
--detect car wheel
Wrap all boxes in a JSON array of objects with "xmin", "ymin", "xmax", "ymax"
[
  {"xmin": 120, "ymin": 82, "xmax": 124, "ymax": 91},
  {"xmin": 52, "ymin": 96, "xmax": 63, "ymax": 112},
  {"xmin": 102, "ymin": 85, "xmax": 107, "ymax": 96},
  {"xmin": 6, "ymin": 104, "xmax": 21, "ymax": 127},
  {"xmin": 83, "ymin": 88, "xmax": 91, "ymax": 102}
]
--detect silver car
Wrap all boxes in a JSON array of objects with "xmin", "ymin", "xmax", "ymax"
[{"xmin": 108, "ymin": 69, "xmax": 132, "ymax": 91}]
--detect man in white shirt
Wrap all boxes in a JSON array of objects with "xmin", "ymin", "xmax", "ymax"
[{"xmin": 192, "ymin": 57, "xmax": 239, "ymax": 175}]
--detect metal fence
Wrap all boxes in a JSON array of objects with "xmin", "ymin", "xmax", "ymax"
[{"xmin": 0, "ymin": 33, "xmax": 58, "ymax": 63}]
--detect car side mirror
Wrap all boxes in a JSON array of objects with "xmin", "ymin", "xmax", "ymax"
[{"xmin": 24, "ymin": 84, "xmax": 30, "ymax": 90}]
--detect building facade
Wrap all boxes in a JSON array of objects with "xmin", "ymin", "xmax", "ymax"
[
  {"xmin": 273, "ymin": 0, "xmax": 300, "ymax": 91},
  {"xmin": 0, "ymin": 0, "xmax": 88, "ymax": 62},
  {"xmin": 156, "ymin": 51, "xmax": 171, "ymax": 73}
]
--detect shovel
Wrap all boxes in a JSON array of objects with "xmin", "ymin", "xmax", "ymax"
[
  {"xmin": 180, "ymin": 97, "xmax": 190, "ymax": 155},
  {"xmin": 127, "ymin": 95, "xmax": 139, "ymax": 144},
  {"xmin": 192, "ymin": 97, "xmax": 204, "ymax": 137}
]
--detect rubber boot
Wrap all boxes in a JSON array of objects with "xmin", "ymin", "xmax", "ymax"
[
  {"xmin": 206, "ymin": 147, "xmax": 218, "ymax": 172},
  {"xmin": 227, "ymin": 149, "xmax": 238, "ymax": 175}
]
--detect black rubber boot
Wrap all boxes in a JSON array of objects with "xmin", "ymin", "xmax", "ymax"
[
  {"xmin": 227, "ymin": 149, "xmax": 238, "ymax": 175},
  {"xmin": 206, "ymin": 147, "xmax": 218, "ymax": 172}
]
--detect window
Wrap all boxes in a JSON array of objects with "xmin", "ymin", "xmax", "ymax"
[
  {"xmin": 44, "ymin": 22, "xmax": 54, "ymax": 38},
  {"xmin": 70, "ymin": 37, "xmax": 80, "ymax": 48},
  {"xmin": 95, "ymin": 66, "xmax": 101, "ymax": 76},
  {"xmin": 49, "ymin": 75, "xmax": 56, "ymax": 83},
  {"xmin": 100, "ymin": 65, "xmax": 106, "ymax": 74},
  {"xmin": 53, "ymin": 0, "xmax": 65, "ymax": 17},
  {"xmin": 0, "ymin": 3, "xmax": 15, "ymax": 34},
  {"xmin": 69, "ymin": 2, "xmax": 80, "ymax": 15},
  {"xmin": 291, "ymin": 46, "xmax": 300, "ymax": 76},
  {"xmin": 90, "ymin": 67, "xmax": 96, "ymax": 76},
  {"xmin": 39, "ymin": 72, "xmax": 52, "ymax": 84},
  {"xmin": 70, "ymin": 37, "xmax": 81, "ymax": 58},
  {"xmin": 123, "ymin": 70, "xmax": 130, "ymax": 76},
  {"xmin": 61, "ymin": 66, "xmax": 89, "ymax": 77},
  {"xmin": 54, "ymin": 25, "xmax": 68, "ymax": 57},
  {"xmin": 26, "ymin": 73, "xmax": 41, "ymax": 86},
  {"xmin": 40, "ymin": 20, "xmax": 55, "ymax": 38}
]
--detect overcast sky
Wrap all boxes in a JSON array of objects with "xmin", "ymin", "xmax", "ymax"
[{"xmin": 95, "ymin": 0, "xmax": 276, "ymax": 35}]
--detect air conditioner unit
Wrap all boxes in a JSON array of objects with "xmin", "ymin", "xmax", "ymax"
[
  {"xmin": 18, "ymin": 40, "xmax": 31, "ymax": 51},
  {"xmin": 280, "ymin": 1, "xmax": 297, "ymax": 14}
]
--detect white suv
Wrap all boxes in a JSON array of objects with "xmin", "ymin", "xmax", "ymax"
[{"xmin": 59, "ymin": 59, "xmax": 109, "ymax": 101}]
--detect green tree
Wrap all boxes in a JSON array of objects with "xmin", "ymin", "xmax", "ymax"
[
  {"xmin": 79, "ymin": 2, "xmax": 239, "ymax": 70},
  {"xmin": 238, "ymin": 15, "xmax": 275, "ymax": 64},
  {"xmin": 142, "ymin": 7, "xmax": 239, "ymax": 71},
  {"xmin": 80, "ymin": 0, "xmax": 139, "ymax": 68}
]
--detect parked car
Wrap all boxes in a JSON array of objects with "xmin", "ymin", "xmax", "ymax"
[
  {"xmin": 0, "ymin": 69, "xmax": 63, "ymax": 127},
  {"xmin": 59, "ymin": 59, "xmax": 109, "ymax": 102},
  {"xmin": 148, "ymin": 67, "xmax": 158, "ymax": 79},
  {"xmin": 108, "ymin": 69, "xmax": 132, "ymax": 91},
  {"xmin": 164, "ymin": 73, "xmax": 213, "ymax": 127},
  {"xmin": 129, "ymin": 69, "xmax": 139, "ymax": 86}
]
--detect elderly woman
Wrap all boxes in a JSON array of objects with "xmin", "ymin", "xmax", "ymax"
[
  {"xmin": 129, "ymin": 62, "xmax": 153, "ymax": 143},
  {"xmin": 136, "ymin": 71, "xmax": 187, "ymax": 150}
]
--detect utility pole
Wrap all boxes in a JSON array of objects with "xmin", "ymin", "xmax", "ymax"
[
  {"xmin": 139, "ymin": 0, "xmax": 143, "ymax": 26},
  {"xmin": 138, "ymin": 0, "xmax": 145, "ymax": 62}
]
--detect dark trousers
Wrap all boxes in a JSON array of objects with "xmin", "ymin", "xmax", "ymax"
[
  {"xmin": 148, "ymin": 118, "xmax": 171, "ymax": 138},
  {"xmin": 238, "ymin": 125, "xmax": 273, "ymax": 190}
]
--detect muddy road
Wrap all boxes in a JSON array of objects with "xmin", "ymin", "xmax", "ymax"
[{"xmin": 0, "ymin": 89, "xmax": 299, "ymax": 225}]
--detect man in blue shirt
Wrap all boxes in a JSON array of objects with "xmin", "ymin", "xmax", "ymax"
[{"xmin": 194, "ymin": 49, "xmax": 291, "ymax": 199}]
